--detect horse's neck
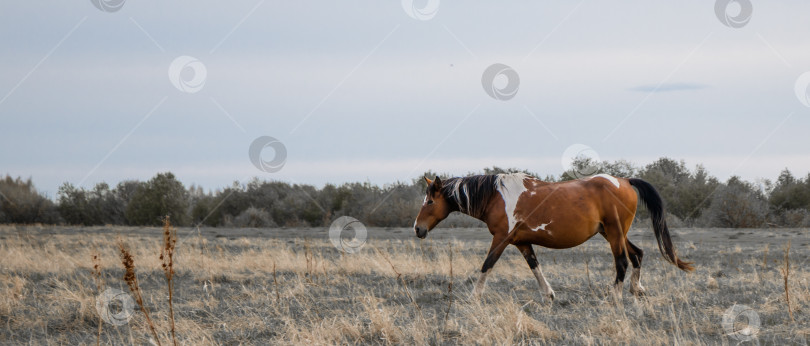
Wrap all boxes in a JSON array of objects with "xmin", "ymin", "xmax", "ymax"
[
  {"xmin": 477, "ymin": 194, "xmax": 502, "ymax": 224},
  {"xmin": 447, "ymin": 176, "xmax": 498, "ymax": 222}
]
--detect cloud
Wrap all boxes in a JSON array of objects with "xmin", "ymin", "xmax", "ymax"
[{"xmin": 629, "ymin": 83, "xmax": 708, "ymax": 93}]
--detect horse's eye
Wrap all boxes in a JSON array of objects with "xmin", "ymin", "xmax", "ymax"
[{"xmin": 427, "ymin": 200, "xmax": 434, "ymax": 205}]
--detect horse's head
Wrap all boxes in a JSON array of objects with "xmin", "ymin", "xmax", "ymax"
[{"xmin": 414, "ymin": 176, "xmax": 453, "ymax": 239}]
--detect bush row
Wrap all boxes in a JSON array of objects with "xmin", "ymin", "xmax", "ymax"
[{"xmin": 1, "ymin": 158, "xmax": 809, "ymax": 228}]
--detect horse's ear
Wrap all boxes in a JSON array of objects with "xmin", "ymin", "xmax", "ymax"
[
  {"xmin": 434, "ymin": 176, "xmax": 442, "ymax": 188},
  {"xmin": 424, "ymin": 176, "xmax": 433, "ymax": 185}
]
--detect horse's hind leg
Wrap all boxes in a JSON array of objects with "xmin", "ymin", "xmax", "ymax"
[
  {"xmin": 515, "ymin": 244, "xmax": 555, "ymax": 301},
  {"xmin": 602, "ymin": 219, "xmax": 629, "ymax": 295},
  {"xmin": 626, "ymin": 239, "xmax": 645, "ymax": 295},
  {"xmin": 619, "ymin": 206, "xmax": 645, "ymax": 295}
]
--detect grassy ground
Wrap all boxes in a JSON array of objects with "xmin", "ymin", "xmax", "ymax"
[{"xmin": 0, "ymin": 224, "xmax": 808, "ymax": 345}]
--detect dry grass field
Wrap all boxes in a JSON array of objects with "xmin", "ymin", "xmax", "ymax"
[{"xmin": 0, "ymin": 224, "xmax": 808, "ymax": 345}]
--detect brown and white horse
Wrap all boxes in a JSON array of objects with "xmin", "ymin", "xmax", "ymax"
[{"xmin": 413, "ymin": 173, "xmax": 693, "ymax": 300}]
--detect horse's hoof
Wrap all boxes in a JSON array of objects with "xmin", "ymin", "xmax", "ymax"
[
  {"xmin": 630, "ymin": 289, "xmax": 646, "ymax": 297},
  {"xmin": 630, "ymin": 284, "xmax": 646, "ymax": 297},
  {"xmin": 611, "ymin": 287, "xmax": 624, "ymax": 299},
  {"xmin": 546, "ymin": 291, "xmax": 555, "ymax": 302}
]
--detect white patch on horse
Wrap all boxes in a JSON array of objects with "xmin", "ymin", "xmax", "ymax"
[
  {"xmin": 472, "ymin": 271, "xmax": 490, "ymax": 298},
  {"xmin": 531, "ymin": 266, "xmax": 555, "ymax": 300},
  {"xmin": 531, "ymin": 220, "xmax": 553, "ymax": 232},
  {"xmin": 449, "ymin": 179, "xmax": 469, "ymax": 213},
  {"xmin": 422, "ymin": 195, "xmax": 427, "ymax": 206},
  {"xmin": 630, "ymin": 268, "xmax": 645, "ymax": 294},
  {"xmin": 495, "ymin": 173, "xmax": 528, "ymax": 233},
  {"xmin": 589, "ymin": 173, "xmax": 620, "ymax": 188},
  {"xmin": 450, "ymin": 179, "xmax": 462, "ymax": 197},
  {"xmin": 462, "ymin": 184, "xmax": 471, "ymax": 213}
]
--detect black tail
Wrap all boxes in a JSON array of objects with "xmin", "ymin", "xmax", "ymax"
[{"xmin": 628, "ymin": 178, "xmax": 694, "ymax": 272}]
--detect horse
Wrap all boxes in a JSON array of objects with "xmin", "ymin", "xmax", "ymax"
[{"xmin": 413, "ymin": 173, "xmax": 693, "ymax": 300}]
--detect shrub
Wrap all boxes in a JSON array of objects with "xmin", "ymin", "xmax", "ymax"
[
  {"xmin": 769, "ymin": 169, "xmax": 810, "ymax": 211},
  {"xmin": 701, "ymin": 177, "xmax": 768, "ymax": 228},
  {"xmin": 190, "ymin": 194, "xmax": 220, "ymax": 226},
  {"xmin": 125, "ymin": 173, "xmax": 189, "ymax": 226},
  {"xmin": 57, "ymin": 183, "xmax": 94, "ymax": 225},
  {"xmin": 228, "ymin": 207, "xmax": 277, "ymax": 228},
  {"xmin": 772, "ymin": 209, "xmax": 810, "ymax": 227},
  {"xmin": 638, "ymin": 159, "xmax": 719, "ymax": 224},
  {"xmin": 58, "ymin": 182, "xmax": 126, "ymax": 225},
  {"xmin": 0, "ymin": 175, "xmax": 60, "ymax": 224}
]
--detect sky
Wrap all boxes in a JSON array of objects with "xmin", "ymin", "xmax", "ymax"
[{"xmin": 2, "ymin": 1, "xmax": 810, "ymax": 198}]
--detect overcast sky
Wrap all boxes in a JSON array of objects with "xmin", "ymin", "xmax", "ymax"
[{"xmin": 2, "ymin": 1, "xmax": 810, "ymax": 197}]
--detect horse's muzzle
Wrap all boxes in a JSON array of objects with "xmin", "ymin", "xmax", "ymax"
[{"xmin": 414, "ymin": 226, "xmax": 428, "ymax": 239}]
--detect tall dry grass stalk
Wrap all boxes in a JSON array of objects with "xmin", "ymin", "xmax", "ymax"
[
  {"xmin": 375, "ymin": 246, "xmax": 426, "ymax": 328},
  {"xmin": 273, "ymin": 260, "xmax": 280, "ymax": 302},
  {"xmin": 118, "ymin": 240, "xmax": 162, "ymax": 346},
  {"xmin": 92, "ymin": 252, "xmax": 103, "ymax": 346},
  {"xmin": 304, "ymin": 239, "xmax": 313, "ymax": 283},
  {"xmin": 762, "ymin": 244, "xmax": 769, "ymax": 268},
  {"xmin": 160, "ymin": 217, "xmax": 178, "ymax": 346},
  {"xmin": 781, "ymin": 241, "xmax": 793, "ymax": 323},
  {"xmin": 582, "ymin": 247, "xmax": 594, "ymax": 294},
  {"xmin": 442, "ymin": 242, "xmax": 454, "ymax": 331},
  {"xmin": 195, "ymin": 226, "xmax": 217, "ymax": 294}
]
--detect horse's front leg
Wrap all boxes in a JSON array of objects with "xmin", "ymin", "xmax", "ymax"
[{"xmin": 471, "ymin": 233, "xmax": 511, "ymax": 299}]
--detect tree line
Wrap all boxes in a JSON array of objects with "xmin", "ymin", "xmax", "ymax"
[{"xmin": 1, "ymin": 157, "xmax": 809, "ymax": 228}]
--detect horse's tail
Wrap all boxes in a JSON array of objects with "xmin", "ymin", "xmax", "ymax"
[{"xmin": 628, "ymin": 178, "xmax": 694, "ymax": 272}]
